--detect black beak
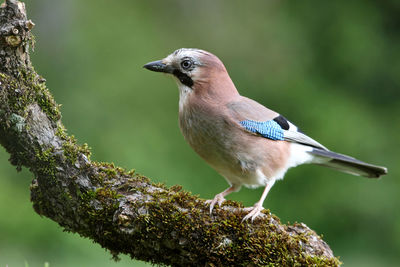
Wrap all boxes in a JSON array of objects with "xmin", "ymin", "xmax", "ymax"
[{"xmin": 143, "ymin": 60, "xmax": 173, "ymax": 73}]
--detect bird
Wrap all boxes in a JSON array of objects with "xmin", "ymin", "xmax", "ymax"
[{"xmin": 143, "ymin": 48, "xmax": 388, "ymax": 221}]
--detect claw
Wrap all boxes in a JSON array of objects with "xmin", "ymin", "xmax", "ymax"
[
  {"xmin": 205, "ymin": 193, "xmax": 226, "ymax": 214},
  {"xmin": 242, "ymin": 202, "xmax": 264, "ymax": 222},
  {"xmin": 241, "ymin": 181, "xmax": 275, "ymax": 222},
  {"xmin": 205, "ymin": 185, "xmax": 239, "ymax": 215}
]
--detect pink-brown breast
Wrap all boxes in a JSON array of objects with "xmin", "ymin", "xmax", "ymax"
[{"xmin": 178, "ymin": 93, "xmax": 291, "ymax": 186}]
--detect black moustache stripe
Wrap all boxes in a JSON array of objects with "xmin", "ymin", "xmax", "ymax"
[{"xmin": 173, "ymin": 69, "xmax": 194, "ymax": 87}]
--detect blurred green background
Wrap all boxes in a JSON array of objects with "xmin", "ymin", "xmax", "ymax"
[{"xmin": 1, "ymin": 0, "xmax": 399, "ymax": 266}]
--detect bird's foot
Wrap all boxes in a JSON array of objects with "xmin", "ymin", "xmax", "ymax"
[
  {"xmin": 242, "ymin": 201, "xmax": 264, "ymax": 222},
  {"xmin": 205, "ymin": 193, "xmax": 226, "ymax": 214}
]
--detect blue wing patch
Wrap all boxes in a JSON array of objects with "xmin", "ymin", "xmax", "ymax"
[{"xmin": 239, "ymin": 120, "xmax": 284, "ymax": 141}]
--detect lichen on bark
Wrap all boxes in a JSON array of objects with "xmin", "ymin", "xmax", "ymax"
[{"xmin": 0, "ymin": 1, "xmax": 341, "ymax": 266}]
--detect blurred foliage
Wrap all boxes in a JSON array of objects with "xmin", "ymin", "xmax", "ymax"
[{"xmin": 0, "ymin": 0, "xmax": 399, "ymax": 266}]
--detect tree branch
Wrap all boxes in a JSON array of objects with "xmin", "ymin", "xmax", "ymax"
[{"xmin": 0, "ymin": 1, "xmax": 340, "ymax": 266}]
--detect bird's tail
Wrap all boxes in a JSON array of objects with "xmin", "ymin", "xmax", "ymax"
[{"xmin": 310, "ymin": 148, "xmax": 387, "ymax": 178}]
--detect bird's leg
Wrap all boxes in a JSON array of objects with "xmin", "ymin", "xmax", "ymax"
[
  {"xmin": 242, "ymin": 180, "xmax": 275, "ymax": 222},
  {"xmin": 206, "ymin": 185, "xmax": 240, "ymax": 214}
]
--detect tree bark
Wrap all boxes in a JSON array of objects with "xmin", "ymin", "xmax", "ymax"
[{"xmin": 0, "ymin": 1, "xmax": 340, "ymax": 266}]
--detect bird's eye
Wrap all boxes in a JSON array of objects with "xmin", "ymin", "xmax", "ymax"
[{"xmin": 181, "ymin": 60, "xmax": 193, "ymax": 70}]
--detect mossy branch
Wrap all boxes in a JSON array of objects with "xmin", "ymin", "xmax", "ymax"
[{"xmin": 0, "ymin": 1, "xmax": 340, "ymax": 266}]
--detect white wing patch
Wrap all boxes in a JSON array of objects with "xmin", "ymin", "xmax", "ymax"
[
  {"xmin": 283, "ymin": 120, "xmax": 328, "ymax": 150},
  {"xmin": 283, "ymin": 130, "xmax": 328, "ymax": 150},
  {"xmin": 287, "ymin": 121, "xmax": 298, "ymax": 131}
]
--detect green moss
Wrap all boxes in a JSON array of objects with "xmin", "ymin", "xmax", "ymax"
[
  {"xmin": 62, "ymin": 137, "xmax": 91, "ymax": 164},
  {"xmin": 23, "ymin": 69, "xmax": 61, "ymax": 122},
  {"xmin": 35, "ymin": 89, "xmax": 59, "ymax": 121},
  {"xmin": 127, "ymin": 169, "xmax": 136, "ymax": 176},
  {"xmin": 93, "ymin": 162, "xmax": 146, "ymax": 184},
  {"xmin": 55, "ymin": 123, "xmax": 92, "ymax": 164},
  {"xmin": 100, "ymin": 164, "xmax": 117, "ymax": 177},
  {"xmin": 95, "ymin": 187, "xmax": 123, "ymax": 201},
  {"xmin": 0, "ymin": 70, "xmax": 61, "ymax": 122},
  {"xmin": 77, "ymin": 186, "xmax": 122, "ymax": 247},
  {"xmin": 34, "ymin": 147, "xmax": 57, "ymax": 179},
  {"xmin": 80, "ymin": 186, "xmax": 122, "ymax": 204},
  {"xmin": 55, "ymin": 123, "xmax": 68, "ymax": 139},
  {"xmin": 122, "ymin": 184, "xmax": 341, "ymax": 266},
  {"xmin": 0, "ymin": 73, "xmax": 29, "ymax": 116}
]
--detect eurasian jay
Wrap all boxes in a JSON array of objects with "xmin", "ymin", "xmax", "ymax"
[{"xmin": 144, "ymin": 48, "xmax": 387, "ymax": 221}]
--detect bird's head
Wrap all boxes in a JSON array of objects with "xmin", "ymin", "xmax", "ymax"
[{"xmin": 144, "ymin": 48, "xmax": 237, "ymax": 101}]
